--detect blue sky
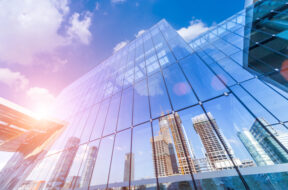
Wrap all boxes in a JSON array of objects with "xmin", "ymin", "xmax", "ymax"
[{"xmin": 0, "ymin": 0, "xmax": 245, "ymax": 113}]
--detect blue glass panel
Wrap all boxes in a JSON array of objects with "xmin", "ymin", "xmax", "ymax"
[
  {"xmin": 148, "ymin": 72, "xmax": 172, "ymax": 118},
  {"xmin": 162, "ymin": 63, "xmax": 197, "ymax": 110},
  {"xmin": 133, "ymin": 79, "xmax": 150, "ymax": 125},
  {"xmin": 180, "ymin": 54, "xmax": 227, "ymax": 101},
  {"xmin": 117, "ymin": 87, "xmax": 133, "ymax": 131}
]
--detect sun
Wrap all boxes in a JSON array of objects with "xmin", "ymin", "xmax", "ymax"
[{"xmin": 32, "ymin": 102, "xmax": 53, "ymax": 120}]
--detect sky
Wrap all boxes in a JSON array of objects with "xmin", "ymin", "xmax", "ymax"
[{"xmin": 0, "ymin": 0, "xmax": 245, "ymax": 115}]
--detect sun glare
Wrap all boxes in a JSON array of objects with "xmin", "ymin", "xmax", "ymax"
[{"xmin": 32, "ymin": 103, "xmax": 53, "ymax": 120}]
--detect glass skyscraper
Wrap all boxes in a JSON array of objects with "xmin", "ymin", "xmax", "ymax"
[{"xmin": 1, "ymin": 0, "xmax": 288, "ymax": 189}]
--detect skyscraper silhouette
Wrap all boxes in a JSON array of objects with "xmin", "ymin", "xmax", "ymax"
[
  {"xmin": 123, "ymin": 153, "xmax": 134, "ymax": 182},
  {"xmin": 80, "ymin": 145, "xmax": 98, "ymax": 188},
  {"xmin": 46, "ymin": 137, "xmax": 80, "ymax": 189}
]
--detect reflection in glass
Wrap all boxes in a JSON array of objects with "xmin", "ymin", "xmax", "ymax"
[
  {"xmin": 133, "ymin": 79, "xmax": 150, "ymax": 125},
  {"xmin": 162, "ymin": 63, "xmax": 197, "ymax": 110},
  {"xmin": 108, "ymin": 129, "xmax": 131, "ymax": 188},
  {"xmin": 131, "ymin": 123, "xmax": 156, "ymax": 188},
  {"xmin": 148, "ymin": 72, "xmax": 172, "ymax": 118},
  {"xmin": 90, "ymin": 135, "xmax": 114, "ymax": 188}
]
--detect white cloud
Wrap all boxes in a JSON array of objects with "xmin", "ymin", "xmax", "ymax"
[
  {"xmin": 0, "ymin": 0, "xmax": 93, "ymax": 66},
  {"xmin": 0, "ymin": 68, "xmax": 29, "ymax": 90},
  {"xmin": 26, "ymin": 87, "xmax": 56, "ymax": 118},
  {"xmin": 26, "ymin": 87, "xmax": 55, "ymax": 103},
  {"xmin": 113, "ymin": 40, "xmax": 128, "ymax": 53},
  {"xmin": 111, "ymin": 0, "xmax": 127, "ymax": 4},
  {"xmin": 0, "ymin": 0, "xmax": 70, "ymax": 65},
  {"xmin": 67, "ymin": 12, "xmax": 92, "ymax": 45},
  {"xmin": 135, "ymin": 29, "xmax": 146, "ymax": 38},
  {"xmin": 177, "ymin": 19, "xmax": 210, "ymax": 42}
]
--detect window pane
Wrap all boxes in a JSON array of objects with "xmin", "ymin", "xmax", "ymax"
[
  {"xmin": 103, "ymin": 93, "xmax": 121, "ymax": 136},
  {"xmin": 108, "ymin": 129, "xmax": 131, "ymax": 188},
  {"xmin": 241, "ymin": 78, "xmax": 288, "ymax": 122},
  {"xmin": 180, "ymin": 54, "xmax": 227, "ymax": 101},
  {"xmin": 81, "ymin": 104, "xmax": 100, "ymax": 143},
  {"xmin": 133, "ymin": 79, "xmax": 150, "ymax": 125},
  {"xmin": 117, "ymin": 87, "xmax": 133, "ymax": 131},
  {"xmin": 78, "ymin": 140, "xmax": 100, "ymax": 189},
  {"xmin": 148, "ymin": 72, "xmax": 172, "ymax": 118},
  {"xmin": 163, "ymin": 63, "xmax": 197, "ymax": 110},
  {"xmin": 90, "ymin": 135, "xmax": 114, "ymax": 188},
  {"xmin": 131, "ymin": 122, "xmax": 157, "ymax": 188},
  {"xmin": 90, "ymin": 99, "xmax": 110, "ymax": 140}
]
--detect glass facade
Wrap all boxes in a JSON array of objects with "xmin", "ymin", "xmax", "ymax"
[{"xmin": 2, "ymin": 0, "xmax": 288, "ymax": 189}]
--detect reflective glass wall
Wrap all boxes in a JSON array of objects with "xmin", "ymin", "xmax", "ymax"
[{"xmin": 16, "ymin": 0, "xmax": 288, "ymax": 189}]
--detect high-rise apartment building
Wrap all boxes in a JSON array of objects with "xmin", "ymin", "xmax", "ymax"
[
  {"xmin": 192, "ymin": 113, "xmax": 241, "ymax": 170},
  {"xmin": 2, "ymin": 0, "xmax": 288, "ymax": 189},
  {"xmin": 159, "ymin": 113, "xmax": 194, "ymax": 174}
]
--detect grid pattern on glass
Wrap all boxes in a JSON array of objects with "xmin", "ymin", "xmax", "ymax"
[{"xmin": 12, "ymin": 1, "xmax": 288, "ymax": 190}]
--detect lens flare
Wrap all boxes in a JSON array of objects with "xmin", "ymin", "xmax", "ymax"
[
  {"xmin": 173, "ymin": 82, "xmax": 191, "ymax": 96},
  {"xmin": 211, "ymin": 74, "xmax": 227, "ymax": 90},
  {"xmin": 280, "ymin": 59, "xmax": 288, "ymax": 80}
]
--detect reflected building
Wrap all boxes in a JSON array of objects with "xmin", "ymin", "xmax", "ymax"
[
  {"xmin": 151, "ymin": 113, "xmax": 195, "ymax": 177},
  {"xmin": 123, "ymin": 153, "xmax": 134, "ymax": 182},
  {"xmin": 18, "ymin": 180, "xmax": 46, "ymax": 190},
  {"xmin": 193, "ymin": 157, "xmax": 213, "ymax": 173},
  {"xmin": 160, "ymin": 113, "xmax": 196, "ymax": 174},
  {"xmin": 249, "ymin": 119, "xmax": 288, "ymax": 164},
  {"xmin": 192, "ymin": 113, "xmax": 242, "ymax": 170},
  {"xmin": 80, "ymin": 145, "xmax": 98, "ymax": 187},
  {"xmin": 241, "ymin": 160, "xmax": 255, "ymax": 168},
  {"xmin": 238, "ymin": 130, "xmax": 274, "ymax": 166},
  {"xmin": 63, "ymin": 176, "xmax": 81, "ymax": 189},
  {"xmin": 46, "ymin": 137, "xmax": 80, "ymax": 189},
  {"xmin": 152, "ymin": 131, "xmax": 177, "ymax": 177}
]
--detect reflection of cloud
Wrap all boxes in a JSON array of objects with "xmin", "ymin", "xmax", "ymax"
[
  {"xmin": 135, "ymin": 29, "xmax": 146, "ymax": 38},
  {"xmin": 177, "ymin": 19, "xmax": 210, "ymax": 42},
  {"xmin": 147, "ymin": 76, "xmax": 164, "ymax": 96},
  {"xmin": 138, "ymin": 151, "xmax": 144, "ymax": 155},
  {"xmin": 113, "ymin": 40, "xmax": 128, "ymax": 52},
  {"xmin": 134, "ymin": 83, "xmax": 149, "ymax": 96}
]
